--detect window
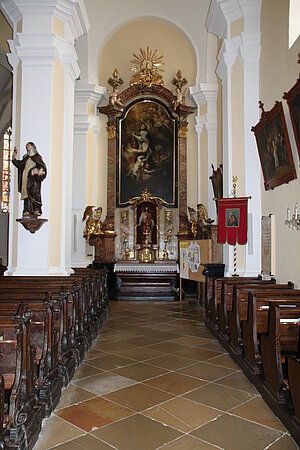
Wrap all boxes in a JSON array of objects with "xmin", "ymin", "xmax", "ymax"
[
  {"xmin": 1, "ymin": 127, "xmax": 12, "ymax": 213},
  {"xmin": 289, "ymin": 0, "xmax": 300, "ymax": 49}
]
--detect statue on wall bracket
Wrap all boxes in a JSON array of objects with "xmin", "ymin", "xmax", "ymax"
[{"xmin": 12, "ymin": 142, "xmax": 48, "ymax": 234}]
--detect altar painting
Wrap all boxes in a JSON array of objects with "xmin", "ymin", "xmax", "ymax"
[{"xmin": 117, "ymin": 99, "xmax": 177, "ymax": 207}]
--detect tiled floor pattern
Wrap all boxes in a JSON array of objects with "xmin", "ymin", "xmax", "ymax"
[{"xmin": 34, "ymin": 301, "xmax": 299, "ymax": 450}]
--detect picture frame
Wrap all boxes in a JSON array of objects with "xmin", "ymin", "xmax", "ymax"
[
  {"xmin": 283, "ymin": 77, "xmax": 300, "ymax": 159},
  {"xmin": 251, "ymin": 101, "xmax": 297, "ymax": 190},
  {"xmin": 116, "ymin": 98, "xmax": 178, "ymax": 207}
]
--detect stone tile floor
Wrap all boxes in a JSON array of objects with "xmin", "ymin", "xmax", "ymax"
[{"xmin": 33, "ymin": 300, "xmax": 299, "ymax": 450}]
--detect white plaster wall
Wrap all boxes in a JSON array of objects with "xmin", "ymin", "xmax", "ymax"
[
  {"xmin": 260, "ymin": 0, "xmax": 300, "ymax": 286},
  {"xmin": 81, "ymin": 0, "xmax": 212, "ymax": 86}
]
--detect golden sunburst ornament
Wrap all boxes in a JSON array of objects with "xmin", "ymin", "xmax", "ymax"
[{"xmin": 130, "ymin": 47, "xmax": 165, "ymax": 87}]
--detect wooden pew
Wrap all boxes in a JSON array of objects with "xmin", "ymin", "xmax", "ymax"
[
  {"xmin": 243, "ymin": 293, "xmax": 300, "ymax": 375},
  {"xmin": 260, "ymin": 303, "xmax": 300, "ymax": 404},
  {"xmin": 228, "ymin": 283, "xmax": 297, "ymax": 354},
  {"xmin": 0, "ymin": 278, "xmax": 85, "ymax": 360},
  {"xmin": 208, "ymin": 276, "xmax": 267, "ymax": 330},
  {"xmin": 0, "ymin": 271, "xmax": 106, "ymax": 355},
  {"xmin": 0, "ymin": 304, "xmax": 46, "ymax": 450},
  {"xmin": 0, "ymin": 287, "xmax": 76, "ymax": 387},
  {"xmin": 0, "ymin": 375, "xmax": 4, "ymax": 449},
  {"xmin": 218, "ymin": 278, "xmax": 277, "ymax": 340},
  {"xmin": 288, "ymin": 357, "xmax": 300, "ymax": 422},
  {"xmin": 0, "ymin": 295, "xmax": 63, "ymax": 414}
]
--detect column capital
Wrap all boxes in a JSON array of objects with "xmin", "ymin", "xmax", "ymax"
[
  {"xmin": 56, "ymin": 37, "xmax": 80, "ymax": 81},
  {"xmin": 195, "ymin": 115, "xmax": 206, "ymax": 135},
  {"xmin": 206, "ymin": 0, "xmax": 242, "ymax": 39},
  {"xmin": 1, "ymin": 0, "xmax": 89, "ymax": 41},
  {"xmin": 75, "ymin": 83, "xmax": 106, "ymax": 116},
  {"xmin": 205, "ymin": 119, "xmax": 218, "ymax": 133},
  {"xmin": 217, "ymin": 36, "xmax": 240, "ymax": 81},
  {"xmin": 75, "ymin": 83, "xmax": 106, "ymax": 106},
  {"xmin": 12, "ymin": 34, "xmax": 58, "ymax": 66},
  {"xmin": 189, "ymin": 83, "xmax": 218, "ymax": 107},
  {"xmin": 238, "ymin": 32, "xmax": 261, "ymax": 65}
]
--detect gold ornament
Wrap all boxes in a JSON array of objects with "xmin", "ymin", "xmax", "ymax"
[{"xmin": 130, "ymin": 47, "xmax": 164, "ymax": 87}]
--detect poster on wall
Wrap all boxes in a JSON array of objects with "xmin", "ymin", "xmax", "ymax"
[
  {"xmin": 116, "ymin": 98, "xmax": 178, "ymax": 207},
  {"xmin": 179, "ymin": 240, "xmax": 212, "ymax": 282}
]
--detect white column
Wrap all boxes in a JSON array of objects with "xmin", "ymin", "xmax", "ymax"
[
  {"xmin": 3, "ymin": 0, "xmax": 89, "ymax": 276},
  {"xmin": 57, "ymin": 41, "xmax": 81, "ymax": 275},
  {"xmin": 189, "ymin": 86, "xmax": 206, "ymax": 205},
  {"xmin": 217, "ymin": 39, "xmax": 239, "ymax": 275},
  {"xmin": 72, "ymin": 84, "xmax": 105, "ymax": 268},
  {"xmin": 200, "ymin": 83, "xmax": 218, "ymax": 221},
  {"xmin": 239, "ymin": 0, "xmax": 262, "ymax": 276}
]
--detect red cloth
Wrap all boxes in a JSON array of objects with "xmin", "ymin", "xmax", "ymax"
[{"xmin": 218, "ymin": 197, "xmax": 248, "ymax": 245}]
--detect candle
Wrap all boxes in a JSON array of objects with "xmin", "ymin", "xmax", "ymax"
[
  {"xmin": 295, "ymin": 203, "xmax": 298, "ymax": 218},
  {"xmin": 287, "ymin": 208, "xmax": 291, "ymax": 221}
]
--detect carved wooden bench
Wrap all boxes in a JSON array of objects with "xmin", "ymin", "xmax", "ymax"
[
  {"xmin": 242, "ymin": 293, "xmax": 300, "ymax": 375},
  {"xmin": 261, "ymin": 303, "xmax": 300, "ymax": 404},
  {"xmin": 218, "ymin": 278, "xmax": 277, "ymax": 340},
  {"xmin": 0, "ymin": 294, "xmax": 63, "ymax": 414},
  {"xmin": 0, "ymin": 286, "xmax": 76, "ymax": 387},
  {"xmin": 228, "ymin": 283, "xmax": 297, "ymax": 354},
  {"xmin": 288, "ymin": 356, "xmax": 300, "ymax": 423},
  {"xmin": 0, "ymin": 304, "xmax": 45, "ymax": 450},
  {"xmin": 208, "ymin": 276, "xmax": 267, "ymax": 330}
]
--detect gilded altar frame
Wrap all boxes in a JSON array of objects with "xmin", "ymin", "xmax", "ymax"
[{"xmin": 128, "ymin": 189, "xmax": 168, "ymax": 258}]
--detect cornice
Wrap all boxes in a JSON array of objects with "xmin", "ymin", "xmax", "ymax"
[
  {"xmin": 74, "ymin": 113, "xmax": 99, "ymax": 135},
  {"xmin": 0, "ymin": 0, "xmax": 89, "ymax": 41},
  {"xmin": 75, "ymin": 84, "xmax": 106, "ymax": 106},
  {"xmin": 73, "ymin": 114, "xmax": 90, "ymax": 134},
  {"xmin": 14, "ymin": 36, "xmax": 58, "ymax": 66},
  {"xmin": 238, "ymin": 32, "xmax": 261, "ymax": 65},
  {"xmin": 206, "ymin": 0, "xmax": 242, "ymax": 38},
  {"xmin": 0, "ymin": 0, "xmax": 22, "ymax": 27},
  {"xmin": 189, "ymin": 85, "xmax": 206, "ymax": 107},
  {"xmin": 56, "ymin": 37, "xmax": 80, "ymax": 80},
  {"xmin": 195, "ymin": 115, "xmax": 206, "ymax": 135}
]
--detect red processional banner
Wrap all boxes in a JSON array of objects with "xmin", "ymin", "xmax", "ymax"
[{"xmin": 218, "ymin": 197, "xmax": 248, "ymax": 245}]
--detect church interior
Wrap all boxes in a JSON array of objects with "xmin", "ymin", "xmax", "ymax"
[{"xmin": 0, "ymin": 0, "xmax": 299, "ymax": 448}]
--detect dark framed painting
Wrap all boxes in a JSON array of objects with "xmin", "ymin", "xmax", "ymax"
[
  {"xmin": 251, "ymin": 101, "xmax": 297, "ymax": 190},
  {"xmin": 283, "ymin": 77, "xmax": 300, "ymax": 158},
  {"xmin": 116, "ymin": 98, "xmax": 178, "ymax": 207}
]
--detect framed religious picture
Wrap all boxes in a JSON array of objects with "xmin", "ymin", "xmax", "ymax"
[
  {"xmin": 251, "ymin": 101, "xmax": 297, "ymax": 190},
  {"xmin": 116, "ymin": 98, "xmax": 178, "ymax": 207},
  {"xmin": 283, "ymin": 77, "xmax": 300, "ymax": 158},
  {"xmin": 136, "ymin": 201, "xmax": 157, "ymax": 245}
]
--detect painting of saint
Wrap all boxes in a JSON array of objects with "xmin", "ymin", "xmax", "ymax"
[
  {"xmin": 226, "ymin": 209, "xmax": 239, "ymax": 227},
  {"xmin": 252, "ymin": 101, "xmax": 296, "ymax": 190},
  {"xmin": 136, "ymin": 202, "xmax": 157, "ymax": 245},
  {"xmin": 117, "ymin": 99, "xmax": 177, "ymax": 206}
]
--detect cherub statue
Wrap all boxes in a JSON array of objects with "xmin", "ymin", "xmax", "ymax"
[
  {"xmin": 173, "ymin": 86, "xmax": 186, "ymax": 110},
  {"xmin": 82, "ymin": 206, "xmax": 103, "ymax": 239},
  {"xmin": 188, "ymin": 204, "xmax": 214, "ymax": 236},
  {"xmin": 108, "ymin": 86, "xmax": 124, "ymax": 109},
  {"xmin": 197, "ymin": 204, "xmax": 214, "ymax": 227},
  {"xmin": 188, "ymin": 206, "xmax": 198, "ymax": 237}
]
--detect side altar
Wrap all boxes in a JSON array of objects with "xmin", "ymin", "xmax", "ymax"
[{"xmin": 85, "ymin": 48, "xmax": 222, "ymax": 299}]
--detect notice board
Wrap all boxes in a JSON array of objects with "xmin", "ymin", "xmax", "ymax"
[{"xmin": 179, "ymin": 239, "xmax": 212, "ymax": 283}]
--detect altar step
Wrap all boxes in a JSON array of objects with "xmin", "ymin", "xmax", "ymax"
[{"xmin": 113, "ymin": 271, "xmax": 179, "ymax": 301}]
